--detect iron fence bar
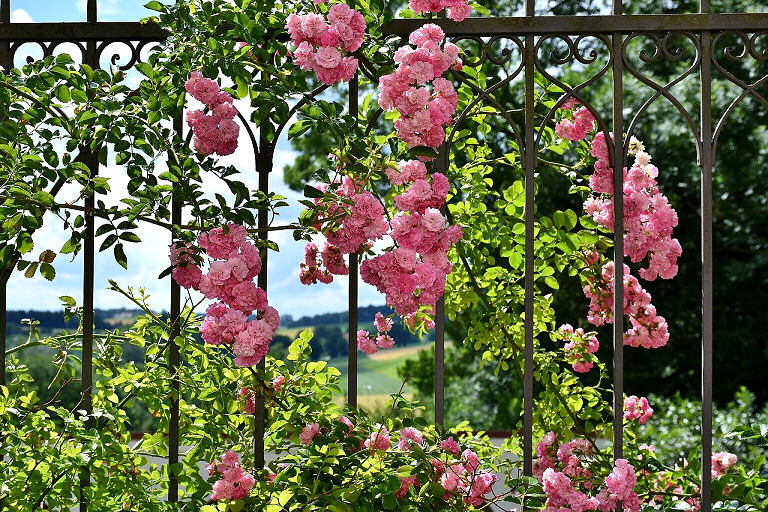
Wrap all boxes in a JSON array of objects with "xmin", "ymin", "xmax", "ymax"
[
  {"xmin": 0, "ymin": 22, "xmax": 168, "ymax": 42},
  {"xmin": 434, "ymin": 295, "xmax": 445, "ymax": 425},
  {"xmin": 0, "ymin": 0, "xmax": 9, "ymax": 69},
  {"xmin": 254, "ymin": 94, "xmax": 272, "ymax": 469},
  {"xmin": 522, "ymin": 0, "xmax": 535, "ymax": 479},
  {"xmin": 611, "ymin": 0, "xmax": 625, "ymax": 479},
  {"xmin": 382, "ymin": 13, "xmax": 768, "ymax": 36},
  {"xmin": 3, "ymin": 13, "xmax": 768, "ymax": 43},
  {"xmin": 79, "ymin": 4, "xmax": 98, "ymax": 507},
  {"xmin": 699, "ymin": 2, "xmax": 713, "ymax": 511},
  {"xmin": 168, "ymin": 114, "xmax": 183, "ymax": 503},
  {"xmin": 0, "ymin": 0, "xmax": 9, "ymax": 409},
  {"xmin": 347, "ymin": 73, "xmax": 358, "ymax": 408},
  {"xmin": 434, "ymin": 142, "xmax": 449, "ymax": 426},
  {"xmin": 0, "ymin": 270, "xmax": 6, "ymax": 387}
]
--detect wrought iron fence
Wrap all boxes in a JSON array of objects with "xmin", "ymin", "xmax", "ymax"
[{"xmin": 2, "ymin": 0, "xmax": 768, "ymax": 510}]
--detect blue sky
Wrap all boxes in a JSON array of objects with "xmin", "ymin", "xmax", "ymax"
[
  {"xmin": 6, "ymin": 1, "xmax": 385, "ymax": 318},
  {"xmin": 10, "ymin": 1, "xmax": 160, "ymax": 22}
]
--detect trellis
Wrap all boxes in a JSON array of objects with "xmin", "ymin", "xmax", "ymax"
[{"xmin": 2, "ymin": 1, "xmax": 768, "ymax": 510}]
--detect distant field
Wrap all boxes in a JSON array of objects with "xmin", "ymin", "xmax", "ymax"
[
  {"xmin": 325, "ymin": 341, "xmax": 453, "ymax": 412},
  {"xmin": 276, "ymin": 326, "xmax": 310, "ymax": 339}
]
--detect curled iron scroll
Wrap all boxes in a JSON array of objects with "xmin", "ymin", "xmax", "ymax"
[
  {"xmin": 622, "ymin": 31, "xmax": 702, "ymax": 160},
  {"xmin": 447, "ymin": 35, "xmax": 526, "ymax": 155},
  {"xmin": 96, "ymin": 40, "xmax": 157, "ymax": 71},
  {"xmin": 533, "ymin": 33, "xmax": 613, "ymax": 153},
  {"xmin": 453, "ymin": 34, "xmax": 525, "ymax": 69},
  {"xmin": 10, "ymin": 41, "xmax": 88, "ymax": 65},
  {"xmin": 712, "ymin": 31, "xmax": 768, "ymax": 160}
]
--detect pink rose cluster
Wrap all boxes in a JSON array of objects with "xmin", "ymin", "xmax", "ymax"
[
  {"xmin": 557, "ymin": 324, "xmax": 599, "ymax": 373},
  {"xmin": 299, "ymin": 242, "xmax": 335, "ymax": 284},
  {"xmin": 300, "ymin": 177, "xmax": 389, "ymax": 285},
  {"xmin": 584, "ymin": 261, "xmax": 669, "ymax": 349},
  {"xmin": 365, "ymin": 424, "xmax": 391, "ymax": 452},
  {"xmin": 642, "ymin": 452, "xmax": 737, "ymax": 510},
  {"xmin": 170, "ymin": 224, "xmax": 280, "ymax": 367},
  {"xmin": 361, "ymin": 161, "xmax": 462, "ymax": 317},
  {"xmin": 378, "ymin": 24, "xmax": 462, "ymax": 149},
  {"xmin": 238, "ymin": 386, "xmax": 256, "ymax": 414},
  {"xmin": 409, "ymin": 0, "xmax": 472, "ymax": 22},
  {"xmin": 363, "ymin": 426, "xmax": 497, "ymax": 505},
  {"xmin": 623, "ymin": 395, "xmax": 654, "ymax": 425},
  {"xmin": 207, "ymin": 450, "xmax": 256, "ymax": 501},
  {"xmin": 238, "ymin": 376, "xmax": 286, "ymax": 413},
  {"xmin": 285, "ymin": 4, "xmax": 365, "ymax": 84},
  {"xmin": 300, "ymin": 422, "xmax": 321, "ymax": 445},
  {"xmin": 432, "ymin": 445, "xmax": 497, "ymax": 507},
  {"xmin": 356, "ymin": 312, "xmax": 396, "ymax": 355},
  {"xmin": 536, "ymin": 432, "xmax": 641, "ymax": 512},
  {"xmin": 287, "ymin": 417, "xmax": 496, "ymax": 506},
  {"xmin": 555, "ymin": 103, "xmax": 596, "ymax": 141},
  {"xmin": 585, "ymin": 132, "xmax": 682, "ymax": 281},
  {"xmin": 185, "ymin": 72, "xmax": 240, "ymax": 156},
  {"xmin": 711, "ymin": 451, "xmax": 737, "ymax": 478}
]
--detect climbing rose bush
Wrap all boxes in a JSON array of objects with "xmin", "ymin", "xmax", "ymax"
[
  {"xmin": 185, "ymin": 71, "xmax": 240, "ymax": 156},
  {"xmin": 285, "ymin": 3, "xmax": 365, "ymax": 84},
  {"xmin": 3, "ymin": 0, "xmax": 765, "ymax": 510},
  {"xmin": 171, "ymin": 223, "xmax": 280, "ymax": 367},
  {"xmin": 409, "ymin": 0, "xmax": 473, "ymax": 22},
  {"xmin": 378, "ymin": 24, "xmax": 462, "ymax": 150}
]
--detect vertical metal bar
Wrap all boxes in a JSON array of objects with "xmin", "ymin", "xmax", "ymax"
[
  {"xmin": 434, "ymin": 297, "xmax": 445, "ymax": 425},
  {"xmin": 0, "ymin": 1, "xmax": 10, "ymax": 397},
  {"xmin": 0, "ymin": 0, "xmax": 10, "ymax": 71},
  {"xmin": 434, "ymin": 143, "xmax": 449, "ymax": 425},
  {"xmin": 254, "ymin": 107, "xmax": 272, "ymax": 470},
  {"xmin": 168, "ymin": 115, "xmax": 183, "ymax": 503},
  {"xmin": 79, "ymin": 21, "xmax": 98, "ymax": 508},
  {"xmin": 699, "ymin": 1, "xmax": 713, "ymax": 509},
  {"xmin": 522, "ymin": 0, "xmax": 535, "ymax": 479},
  {"xmin": 0, "ymin": 271, "xmax": 6, "ymax": 386},
  {"xmin": 348, "ymin": 253, "xmax": 358, "ymax": 408},
  {"xmin": 78, "ymin": 153, "xmax": 96, "ymax": 512},
  {"xmin": 87, "ymin": 0, "xmax": 97, "ymax": 22},
  {"xmin": 347, "ymin": 73, "xmax": 358, "ymax": 408},
  {"xmin": 611, "ymin": 0, "xmax": 625, "ymax": 475}
]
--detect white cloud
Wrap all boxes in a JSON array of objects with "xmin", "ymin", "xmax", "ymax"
[
  {"xmin": 10, "ymin": 9, "xmax": 34, "ymax": 23},
  {"xmin": 6, "ymin": 68, "xmax": 387, "ymax": 317}
]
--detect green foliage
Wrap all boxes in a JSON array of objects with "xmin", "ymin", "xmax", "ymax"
[
  {"xmin": 637, "ymin": 388, "xmax": 768, "ymax": 467},
  {"xmin": 1, "ymin": 0, "xmax": 767, "ymax": 509},
  {"xmin": 0, "ymin": 289, "xmax": 512, "ymax": 510}
]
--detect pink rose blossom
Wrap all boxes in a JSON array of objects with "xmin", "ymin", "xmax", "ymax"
[{"xmin": 300, "ymin": 422, "xmax": 321, "ymax": 445}]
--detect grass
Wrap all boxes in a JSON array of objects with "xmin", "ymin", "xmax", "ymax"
[
  {"xmin": 326, "ymin": 341, "xmax": 452, "ymax": 412},
  {"xmin": 276, "ymin": 326, "xmax": 310, "ymax": 339}
]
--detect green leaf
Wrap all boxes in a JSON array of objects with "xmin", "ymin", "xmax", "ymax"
[
  {"xmin": 100, "ymin": 234, "xmax": 118, "ymax": 252},
  {"xmin": 114, "ymin": 243, "xmax": 128, "ymax": 269},
  {"xmin": 40, "ymin": 263, "xmax": 56, "ymax": 281},
  {"xmin": 32, "ymin": 191, "xmax": 55, "ymax": 207},
  {"xmin": 303, "ymin": 184, "xmax": 324, "ymax": 199},
  {"xmin": 23, "ymin": 262, "xmax": 38, "ymax": 278},
  {"xmin": 54, "ymin": 84, "xmax": 71, "ymax": 102},
  {"xmin": 60, "ymin": 295, "xmax": 76, "ymax": 307},
  {"xmin": 405, "ymin": 146, "xmax": 439, "ymax": 159},
  {"xmin": 61, "ymin": 238, "xmax": 78, "ymax": 254},
  {"xmin": 119, "ymin": 232, "xmax": 141, "ymax": 243},
  {"xmin": 134, "ymin": 62, "xmax": 154, "ymax": 79},
  {"xmin": 144, "ymin": 1, "xmax": 165, "ymax": 12},
  {"xmin": 17, "ymin": 232, "xmax": 34, "ymax": 254}
]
